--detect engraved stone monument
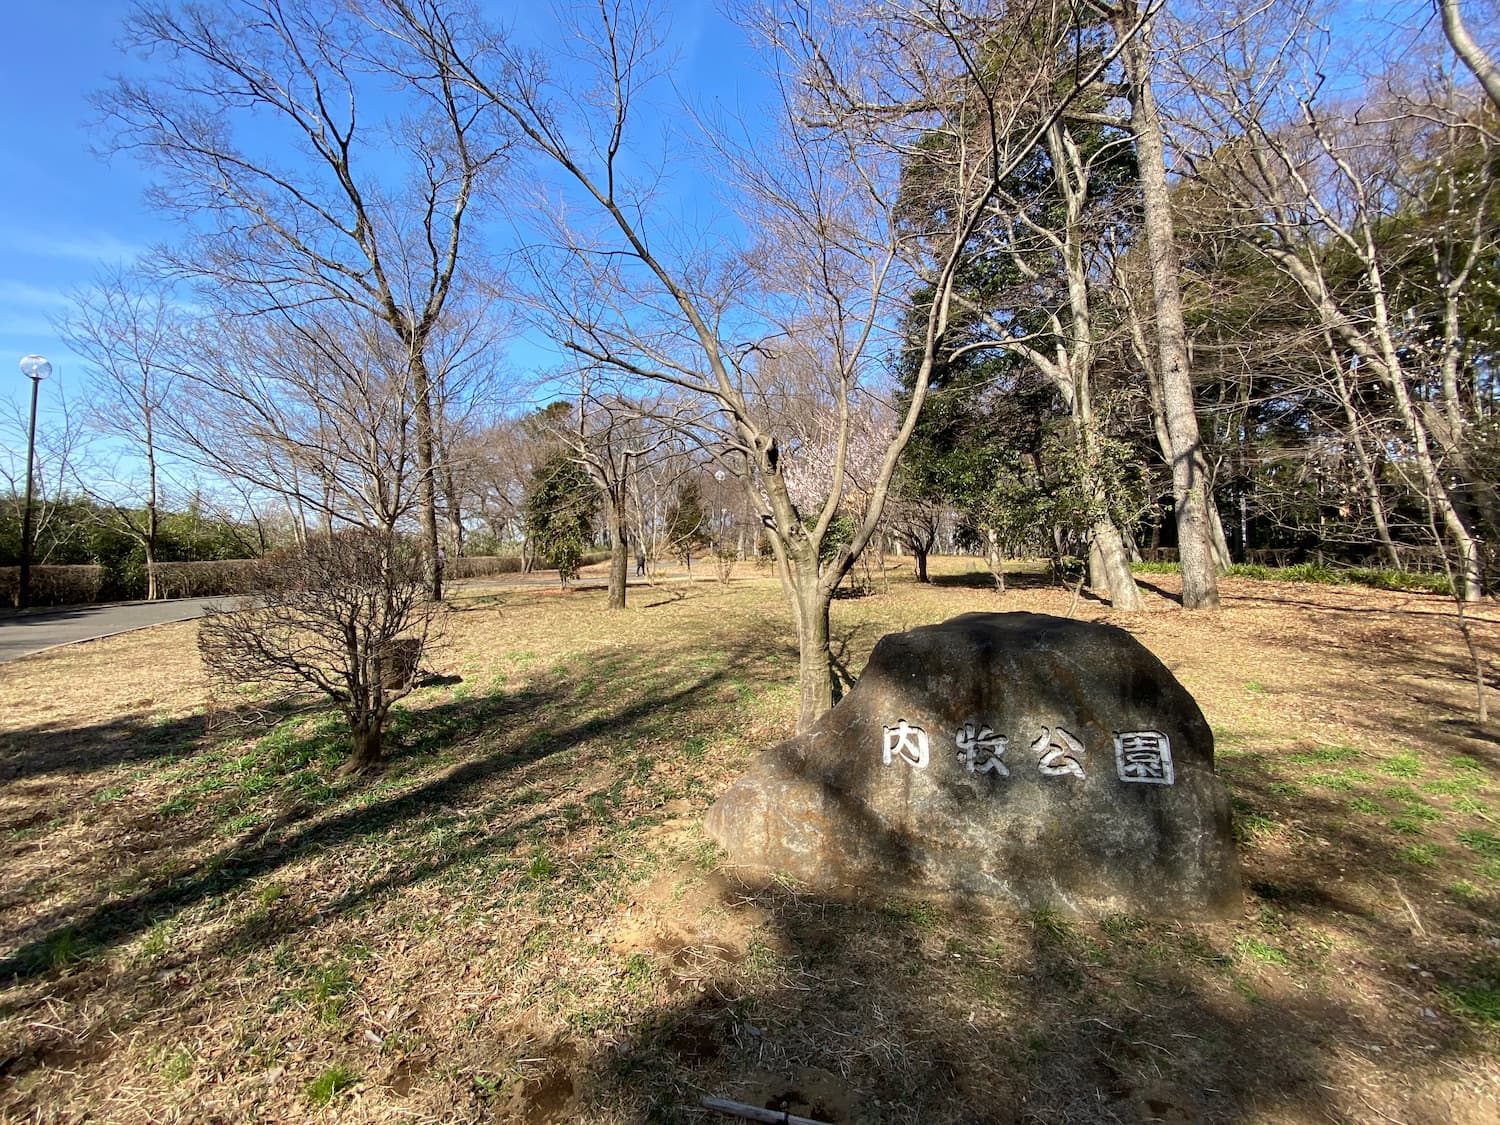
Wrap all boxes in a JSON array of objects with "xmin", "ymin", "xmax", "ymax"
[{"xmin": 705, "ymin": 612, "xmax": 1241, "ymax": 917}]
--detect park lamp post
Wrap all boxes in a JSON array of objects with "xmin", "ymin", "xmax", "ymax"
[{"xmin": 17, "ymin": 354, "xmax": 51, "ymax": 610}]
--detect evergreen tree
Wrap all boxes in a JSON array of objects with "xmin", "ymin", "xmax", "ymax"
[{"xmin": 523, "ymin": 453, "xmax": 598, "ymax": 584}]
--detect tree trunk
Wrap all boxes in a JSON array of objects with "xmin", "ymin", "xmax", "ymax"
[
  {"xmin": 1118, "ymin": 4, "xmax": 1220, "ymax": 610},
  {"xmin": 1088, "ymin": 535, "xmax": 1107, "ymax": 592},
  {"xmin": 914, "ymin": 545, "xmax": 930, "ymax": 583},
  {"xmin": 410, "ymin": 350, "xmax": 443, "ymax": 601},
  {"xmin": 144, "ymin": 538, "xmax": 159, "ymax": 601},
  {"xmin": 987, "ymin": 528, "xmax": 1006, "ymax": 593},
  {"xmin": 1440, "ymin": 0, "xmax": 1500, "ymax": 112},
  {"xmin": 443, "ymin": 461, "xmax": 464, "ymax": 556},
  {"xmin": 1093, "ymin": 517, "xmax": 1143, "ymax": 610},
  {"xmin": 145, "ymin": 398, "xmax": 160, "ymax": 601},
  {"xmin": 347, "ymin": 719, "xmax": 383, "ymax": 773},
  {"xmin": 1208, "ymin": 502, "xmax": 1233, "ymax": 571},
  {"xmin": 606, "ymin": 488, "xmax": 628, "ymax": 610},
  {"xmin": 792, "ymin": 559, "xmax": 835, "ymax": 733}
]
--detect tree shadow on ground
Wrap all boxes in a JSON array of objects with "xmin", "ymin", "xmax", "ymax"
[
  {"xmin": 0, "ymin": 625, "xmax": 790, "ymax": 993},
  {"xmin": 552, "ymin": 739, "xmax": 1499, "ymax": 1124},
  {"xmin": 1129, "ymin": 576, "xmax": 1184, "ymax": 606}
]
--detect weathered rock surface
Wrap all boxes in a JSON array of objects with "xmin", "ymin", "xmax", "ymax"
[{"xmin": 706, "ymin": 612, "xmax": 1240, "ymax": 917}]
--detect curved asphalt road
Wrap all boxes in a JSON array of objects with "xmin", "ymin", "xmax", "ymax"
[
  {"xmin": 0, "ymin": 562, "xmax": 719, "ymax": 665},
  {"xmin": 0, "ymin": 598, "xmax": 231, "ymax": 664}
]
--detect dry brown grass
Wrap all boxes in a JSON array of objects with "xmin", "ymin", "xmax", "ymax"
[{"xmin": 1, "ymin": 558, "xmax": 1497, "ymax": 1124}]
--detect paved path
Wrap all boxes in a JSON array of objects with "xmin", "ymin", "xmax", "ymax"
[
  {"xmin": 0, "ymin": 598, "xmax": 230, "ymax": 664},
  {"xmin": 0, "ymin": 560, "xmax": 735, "ymax": 665}
]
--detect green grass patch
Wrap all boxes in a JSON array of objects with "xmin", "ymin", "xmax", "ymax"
[
  {"xmin": 1381, "ymin": 751, "xmax": 1424, "ymax": 779},
  {"xmin": 306, "ymin": 1065, "xmax": 358, "ymax": 1106},
  {"xmin": 306, "ymin": 964, "xmax": 356, "ymax": 1023},
  {"xmin": 1456, "ymin": 829, "xmax": 1500, "ymax": 858},
  {"xmin": 1400, "ymin": 843, "xmax": 1441, "ymax": 866},
  {"xmin": 1234, "ymin": 937, "xmax": 1289, "ymax": 966},
  {"xmin": 1388, "ymin": 816, "xmax": 1429, "ymax": 836},
  {"xmin": 1287, "ymin": 745, "xmax": 1361, "ymax": 766},
  {"xmin": 161, "ymin": 1046, "xmax": 194, "ymax": 1084},
  {"xmin": 1347, "ymin": 796, "xmax": 1382, "ymax": 815},
  {"xmin": 1303, "ymin": 772, "xmax": 1365, "ymax": 791},
  {"xmin": 1423, "ymin": 777, "xmax": 1484, "ymax": 798},
  {"xmin": 1449, "ymin": 880, "xmax": 1485, "ymax": 902},
  {"xmin": 1439, "ymin": 963, "xmax": 1500, "ymax": 1026}
]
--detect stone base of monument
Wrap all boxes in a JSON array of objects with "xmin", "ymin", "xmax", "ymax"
[{"xmin": 705, "ymin": 612, "xmax": 1241, "ymax": 918}]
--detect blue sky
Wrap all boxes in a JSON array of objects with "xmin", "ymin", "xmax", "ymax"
[
  {"xmin": 0, "ymin": 0, "xmax": 763, "ymax": 433},
  {"xmin": 0, "ymin": 1, "xmax": 1482, "ymax": 443},
  {"xmin": 0, "ymin": 1, "xmax": 164, "ymax": 413}
]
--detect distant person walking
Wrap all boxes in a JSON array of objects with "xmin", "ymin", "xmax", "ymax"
[{"xmin": 635, "ymin": 548, "xmax": 646, "ymax": 577}]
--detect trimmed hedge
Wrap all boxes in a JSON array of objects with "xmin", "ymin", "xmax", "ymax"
[
  {"xmin": 448, "ymin": 551, "xmax": 612, "ymax": 579},
  {"xmin": 148, "ymin": 560, "xmax": 265, "ymax": 598},
  {"xmin": 448, "ymin": 555, "xmax": 524, "ymax": 578},
  {"xmin": 0, "ymin": 565, "xmax": 105, "ymax": 608}
]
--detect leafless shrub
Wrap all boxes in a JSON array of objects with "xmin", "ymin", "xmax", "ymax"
[
  {"xmin": 712, "ymin": 548, "xmax": 737, "ymax": 587},
  {"xmin": 198, "ymin": 529, "xmax": 437, "ymax": 772}
]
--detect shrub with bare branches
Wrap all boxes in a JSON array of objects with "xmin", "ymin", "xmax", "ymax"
[{"xmin": 198, "ymin": 529, "xmax": 436, "ymax": 772}]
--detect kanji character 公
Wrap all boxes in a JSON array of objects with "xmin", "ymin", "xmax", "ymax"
[{"xmin": 1031, "ymin": 726, "xmax": 1087, "ymax": 779}]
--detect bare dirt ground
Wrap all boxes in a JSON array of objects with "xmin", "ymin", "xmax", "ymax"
[{"xmin": 1, "ymin": 559, "xmax": 1497, "ymax": 1124}]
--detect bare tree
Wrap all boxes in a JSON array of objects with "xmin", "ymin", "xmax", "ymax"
[
  {"xmin": 58, "ymin": 267, "xmax": 180, "ymax": 600},
  {"xmin": 1167, "ymin": 1, "xmax": 1494, "ymax": 600},
  {"xmin": 99, "ymin": 0, "xmax": 508, "ymax": 599},
  {"xmin": 164, "ymin": 307, "xmax": 422, "ymax": 539},
  {"xmin": 375, "ymin": 0, "xmax": 1153, "ymax": 729},
  {"xmin": 549, "ymin": 375, "xmax": 697, "ymax": 609},
  {"xmin": 1439, "ymin": 0, "xmax": 1500, "ymax": 111},
  {"xmin": 1095, "ymin": 0, "xmax": 1222, "ymax": 608},
  {"xmin": 199, "ymin": 528, "xmax": 436, "ymax": 772}
]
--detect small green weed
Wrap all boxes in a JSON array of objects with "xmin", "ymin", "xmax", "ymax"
[
  {"xmin": 1288, "ymin": 745, "xmax": 1360, "ymax": 766},
  {"xmin": 308, "ymin": 964, "xmax": 355, "ymax": 1023},
  {"xmin": 140, "ymin": 922, "xmax": 171, "ymax": 958},
  {"xmin": 622, "ymin": 953, "xmax": 654, "ymax": 992},
  {"xmin": 1457, "ymin": 829, "xmax": 1500, "ymax": 858},
  {"xmin": 1244, "ymin": 681, "xmax": 1268, "ymax": 694},
  {"xmin": 1234, "ymin": 937, "xmax": 1289, "ymax": 966},
  {"xmin": 1347, "ymin": 796, "xmax": 1382, "ymax": 815},
  {"xmin": 1382, "ymin": 751, "xmax": 1424, "ymax": 780},
  {"xmin": 306, "ymin": 1065, "xmax": 358, "ymax": 1106},
  {"xmin": 1449, "ymin": 880, "xmax": 1484, "ymax": 902},
  {"xmin": 157, "ymin": 793, "xmax": 196, "ymax": 817},
  {"xmin": 1303, "ymin": 772, "xmax": 1360, "ymax": 791},
  {"xmin": 1400, "ymin": 843, "xmax": 1441, "ymax": 866},
  {"xmin": 526, "ymin": 850, "xmax": 557, "ymax": 881},
  {"xmin": 1099, "ymin": 914, "xmax": 1148, "ymax": 941},
  {"xmin": 1439, "ymin": 964, "xmax": 1500, "ymax": 1027},
  {"xmin": 161, "ymin": 1046, "xmax": 194, "ymax": 1083},
  {"xmin": 1267, "ymin": 781, "xmax": 1304, "ymax": 798},
  {"xmin": 1423, "ymin": 777, "xmax": 1483, "ymax": 798}
]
